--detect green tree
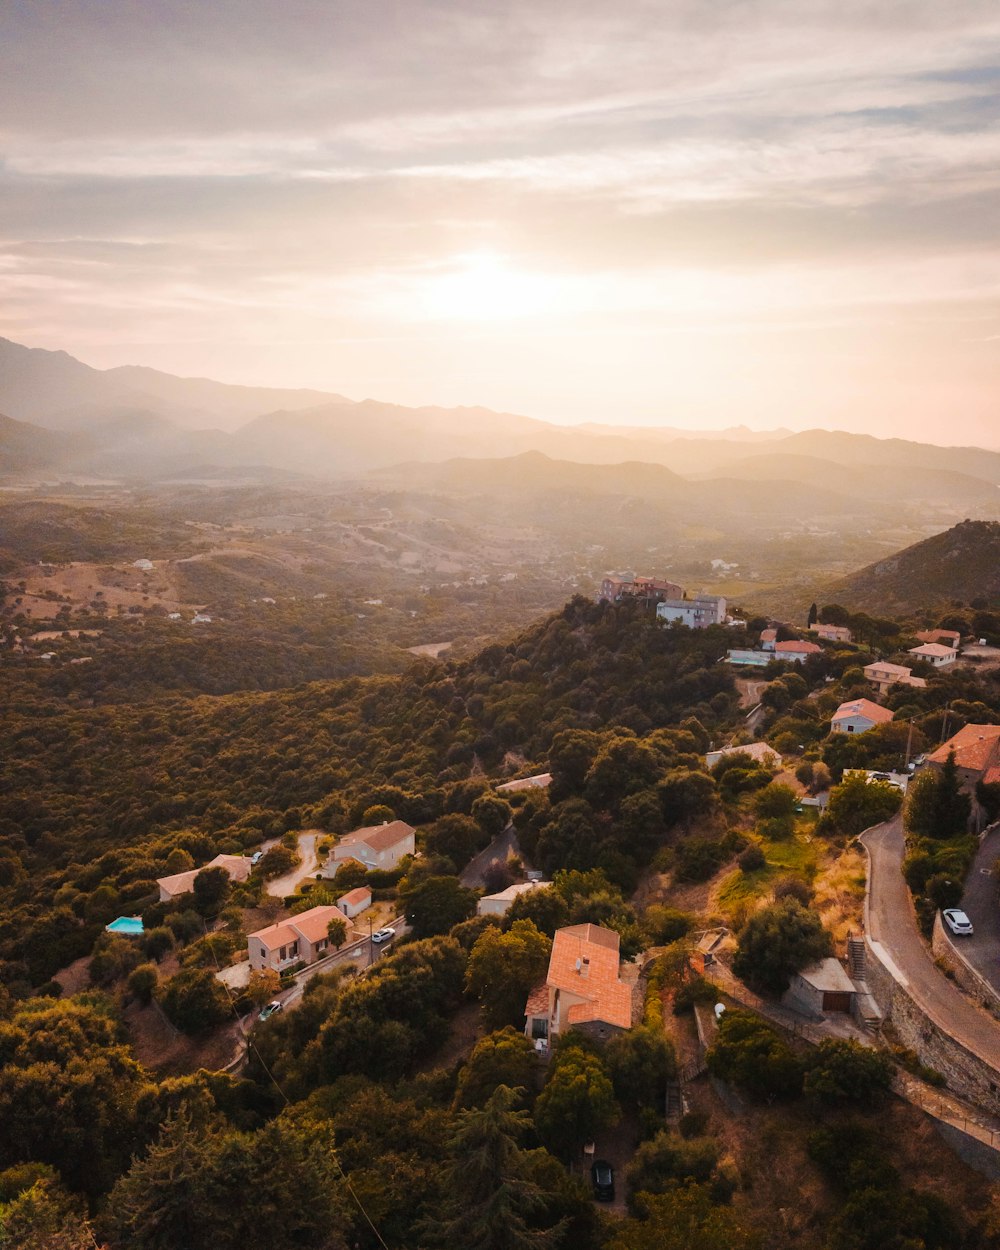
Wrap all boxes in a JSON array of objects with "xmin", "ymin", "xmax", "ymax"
[
  {"xmin": 807, "ymin": 603, "xmax": 818, "ymax": 628},
  {"xmin": 753, "ymin": 783, "xmax": 798, "ymax": 826},
  {"xmin": 906, "ymin": 753, "xmax": 971, "ymax": 840},
  {"xmin": 466, "ymin": 920, "xmax": 552, "ymax": 1030},
  {"xmin": 624, "ymin": 1131, "xmax": 720, "ymax": 1211},
  {"xmin": 608, "ymin": 1183, "xmax": 764, "ymax": 1250},
  {"xmin": 732, "ymin": 898, "xmax": 832, "ymax": 996},
  {"xmin": 421, "ymin": 1086, "xmax": 565, "ymax": 1250},
  {"xmin": 246, "ymin": 968, "xmax": 282, "ymax": 1010},
  {"xmin": 534, "ymin": 1044, "xmax": 619, "ymax": 1159},
  {"xmin": 604, "ymin": 1025, "xmax": 676, "ymax": 1111},
  {"xmin": 158, "ymin": 967, "xmax": 230, "ymax": 1034},
  {"xmin": 192, "ymin": 866, "xmax": 230, "ymax": 916},
  {"xmin": 400, "ymin": 875, "xmax": 477, "ymax": 939},
  {"xmin": 803, "ymin": 1038, "xmax": 894, "ymax": 1108},
  {"xmin": 454, "ymin": 1028, "xmax": 540, "ymax": 1109},
  {"xmin": 472, "ymin": 794, "xmax": 514, "ymax": 839},
  {"xmin": 706, "ymin": 1011, "xmax": 803, "ymax": 1101},
  {"xmin": 821, "ymin": 774, "xmax": 902, "ymax": 839},
  {"xmin": 504, "ymin": 887, "xmax": 570, "ymax": 936},
  {"xmin": 126, "ymin": 962, "xmax": 158, "ymax": 1006},
  {"xmin": 0, "ymin": 1177, "xmax": 101, "ymax": 1250},
  {"xmin": 325, "ymin": 914, "xmax": 347, "ymax": 949}
]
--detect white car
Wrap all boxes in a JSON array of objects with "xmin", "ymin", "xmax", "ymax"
[
  {"xmin": 942, "ymin": 908, "xmax": 974, "ymax": 936},
  {"xmin": 371, "ymin": 927, "xmax": 396, "ymax": 944}
]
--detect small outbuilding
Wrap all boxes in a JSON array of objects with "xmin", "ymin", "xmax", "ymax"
[
  {"xmin": 337, "ymin": 886, "xmax": 372, "ymax": 919},
  {"xmin": 782, "ymin": 958, "xmax": 856, "ymax": 1019}
]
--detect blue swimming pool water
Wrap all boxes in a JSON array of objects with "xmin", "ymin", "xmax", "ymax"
[{"xmin": 106, "ymin": 916, "xmax": 144, "ymax": 936}]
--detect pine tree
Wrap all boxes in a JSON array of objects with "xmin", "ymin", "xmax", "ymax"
[{"xmin": 420, "ymin": 1086, "xmax": 565, "ymax": 1250}]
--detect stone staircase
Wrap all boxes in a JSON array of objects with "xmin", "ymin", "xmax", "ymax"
[
  {"xmin": 848, "ymin": 934, "xmax": 867, "ymax": 979},
  {"xmin": 846, "ymin": 932, "xmax": 882, "ymax": 1033}
]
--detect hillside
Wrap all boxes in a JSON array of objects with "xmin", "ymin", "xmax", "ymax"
[{"xmin": 818, "ymin": 520, "xmax": 1000, "ymax": 615}]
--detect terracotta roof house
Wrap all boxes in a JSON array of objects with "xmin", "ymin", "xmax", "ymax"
[
  {"xmin": 812, "ymin": 624, "xmax": 853, "ymax": 643},
  {"xmin": 908, "ymin": 642, "xmax": 957, "ymax": 668},
  {"xmin": 330, "ymin": 820, "xmax": 416, "ymax": 874},
  {"xmin": 477, "ymin": 880, "xmax": 551, "ymax": 917},
  {"xmin": 915, "ymin": 629, "xmax": 961, "ymax": 650},
  {"xmin": 248, "ymin": 904, "xmax": 345, "ymax": 972},
  {"xmin": 926, "ymin": 725, "xmax": 1000, "ymax": 789},
  {"xmin": 863, "ymin": 660, "xmax": 927, "ymax": 694},
  {"xmin": 773, "ymin": 640, "xmax": 822, "ymax": 663},
  {"xmin": 156, "ymin": 853, "xmax": 251, "ymax": 904},
  {"xmin": 830, "ymin": 698, "xmax": 894, "ymax": 734},
  {"xmin": 524, "ymin": 923, "xmax": 633, "ymax": 1048}
]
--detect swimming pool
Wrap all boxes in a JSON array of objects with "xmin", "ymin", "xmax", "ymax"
[{"xmin": 106, "ymin": 916, "xmax": 144, "ymax": 936}]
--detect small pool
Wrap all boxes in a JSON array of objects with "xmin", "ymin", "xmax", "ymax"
[{"xmin": 106, "ymin": 916, "xmax": 144, "ymax": 936}]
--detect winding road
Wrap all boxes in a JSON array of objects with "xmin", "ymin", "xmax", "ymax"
[{"xmin": 861, "ymin": 814, "xmax": 1000, "ymax": 1069}]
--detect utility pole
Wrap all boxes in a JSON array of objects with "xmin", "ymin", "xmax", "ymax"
[{"xmin": 368, "ymin": 915, "xmax": 373, "ymax": 968}]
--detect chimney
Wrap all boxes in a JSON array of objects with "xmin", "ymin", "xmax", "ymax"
[{"xmin": 581, "ymin": 957, "xmax": 590, "ymax": 978}]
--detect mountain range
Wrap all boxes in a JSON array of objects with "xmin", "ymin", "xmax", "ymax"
[{"xmin": 1, "ymin": 337, "xmax": 999, "ymax": 532}]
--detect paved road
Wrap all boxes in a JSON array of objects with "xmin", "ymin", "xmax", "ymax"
[
  {"xmin": 282, "ymin": 914, "xmax": 408, "ymax": 1006},
  {"xmin": 957, "ymin": 824, "xmax": 1000, "ymax": 997},
  {"xmin": 861, "ymin": 814, "xmax": 1000, "ymax": 1069},
  {"xmin": 460, "ymin": 824, "xmax": 522, "ymax": 888},
  {"xmin": 266, "ymin": 831, "xmax": 320, "ymax": 898}
]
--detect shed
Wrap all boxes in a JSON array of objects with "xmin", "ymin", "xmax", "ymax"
[
  {"xmin": 782, "ymin": 958, "xmax": 856, "ymax": 1018},
  {"xmin": 690, "ymin": 930, "xmax": 728, "ymax": 975},
  {"xmin": 337, "ymin": 886, "xmax": 372, "ymax": 919}
]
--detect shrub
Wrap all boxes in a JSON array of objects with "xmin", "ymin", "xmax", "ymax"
[{"xmin": 738, "ymin": 845, "xmax": 766, "ymax": 873}]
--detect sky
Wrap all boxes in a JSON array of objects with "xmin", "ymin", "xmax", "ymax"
[{"xmin": 2, "ymin": 1, "xmax": 1000, "ymax": 445}]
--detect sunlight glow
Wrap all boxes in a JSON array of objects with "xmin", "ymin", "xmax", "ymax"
[{"xmin": 423, "ymin": 252, "xmax": 557, "ymax": 320}]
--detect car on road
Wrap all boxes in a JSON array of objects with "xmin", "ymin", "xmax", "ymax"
[
  {"xmin": 590, "ymin": 1159, "xmax": 615, "ymax": 1203},
  {"xmin": 250, "ymin": 850, "xmax": 263, "ymax": 866},
  {"xmin": 942, "ymin": 908, "xmax": 974, "ymax": 936},
  {"xmin": 258, "ymin": 1000, "xmax": 283, "ymax": 1021},
  {"xmin": 371, "ymin": 927, "xmax": 396, "ymax": 944}
]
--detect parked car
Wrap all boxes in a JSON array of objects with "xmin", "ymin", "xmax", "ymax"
[
  {"xmin": 591, "ymin": 1159, "xmax": 615, "ymax": 1203},
  {"xmin": 371, "ymin": 927, "xmax": 396, "ymax": 944},
  {"xmin": 942, "ymin": 908, "xmax": 974, "ymax": 936},
  {"xmin": 250, "ymin": 851, "xmax": 263, "ymax": 866},
  {"xmin": 258, "ymin": 1000, "xmax": 283, "ymax": 1021}
]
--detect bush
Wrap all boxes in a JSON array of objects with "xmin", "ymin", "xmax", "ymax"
[
  {"xmin": 624, "ymin": 1130, "xmax": 719, "ymax": 1214},
  {"xmin": 738, "ymin": 845, "xmax": 766, "ymax": 873},
  {"xmin": 158, "ymin": 967, "xmax": 231, "ymax": 1034},
  {"xmin": 732, "ymin": 898, "xmax": 832, "ymax": 996},
  {"xmin": 706, "ymin": 1010, "xmax": 803, "ymax": 1101},
  {"xmin": 803, "ymin": 1038, "xmax": 894, "ymax": 1107},
  {"xmin": 126, "ymin": 962, "xmax": 158, "ymax": 1005},
  {"xmin": 672, "ymin": 977, "xmax": 720, "ymax": 1015}
]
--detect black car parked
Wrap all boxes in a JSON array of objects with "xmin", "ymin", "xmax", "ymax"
[{"xmin": 591, "ymin": 1159, "xmax": 615, "ymax": 1202}]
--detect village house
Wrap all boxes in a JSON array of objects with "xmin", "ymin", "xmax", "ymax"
[
  {"xmin": 812, "ymin": 624, "xmax": 853, "ymax": 643},
  {"xmin": 477, "ymin": 880, "xmax": 551, "ymax": 917},
  {"xmin": 830, "ymin": 698, "xmax": 894, "ymax": 734},
  {"xmin": 336, "ymin": 886, "xmax": 372, "ymax": 919},
  {"xmin": 782, "ymin": 959, "xmax": 856, "ymax": 1019},
  {"xmin": 925, "ymin": 725, "xmax": 1000, "ymax": 795},
  {"xmin": 599, "ymin": 574, "xmax": 684, "ymax": 604},
  {"xmin": 496, "ymin": 772, "xmax": 552, "ymax": 794},
  {"xmin": 915, "ymin": 629, "xmax": 961, "ymax": 650},
  {"xmin": 863, "ymin": 660, "xmax": 927, "ymax": 694},
  {"xmin": 523, "ymin": 923, "xmax": 633, "ymax": 1048},
  {"xmin": 705, "ymin": 741, "xmax": 780, "ymax": 769},
  {"xmin": 908, "ymin": 642, "xmax": 957, "ymax": 668},
  {"xmin": 656, "ymin": 595, "xmax": 727, "ymax": 628},
  {"xmin": 759, "ymin": 628, "xmax": 778, "ymax": 650},
  {"xmin": 247, "ymin": 904, "xmax": 345, "ymax": 972},
  {"xmin": 773, "ymin": 639, "xmax": 822, "ymax": 663},
  {"xmin": 156, "ymin": 853, "xmax": 252, "ymax": 904},
  {"xmin": 329, "ymin": 820, "xmax": 416, "ymax": 874}
]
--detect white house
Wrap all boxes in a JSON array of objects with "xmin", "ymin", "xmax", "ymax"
[
  {"xmin": 773, "ymin": 640, "xmax": 822, "ymax": 663},
  {"xmin": 830, "ymin": 698, "xmax": 894, "ymax": 734},
  {"xmin": 812, "ymin": 624, "xmax": 852, "ymax": 643},
  {"xmin": 477, "ymin": 880, "xmax": 551, "ymax": 917},
  {"xmin": 656, "ymin": 596, "xmax": 727, "ymax": 628},
  {"xmin": 908, "ymin": 643, "xmax": 957, "ymax": 668},
  {"xmin": 330, "ymin": 820, "xmax": 416, "ymax": 874}
]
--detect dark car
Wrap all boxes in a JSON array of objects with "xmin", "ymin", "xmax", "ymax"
[{"xmin": 591, "ymin": 1159, "xmax": 615, "ymax": 1203}]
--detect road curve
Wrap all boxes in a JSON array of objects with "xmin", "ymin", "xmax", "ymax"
[{"xmin": 861, "ymin": 814, "xmax": 1000, "ymax": 1070}]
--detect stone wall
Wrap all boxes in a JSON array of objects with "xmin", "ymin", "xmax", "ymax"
[{"xmin": 864, "ymin": 934, "xmax": 1000, "ymax": 1118}]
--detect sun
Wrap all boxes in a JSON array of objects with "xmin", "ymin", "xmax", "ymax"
[{"xmin": 424, "ymin": 252, "xmax": 553, "ymax": 321}]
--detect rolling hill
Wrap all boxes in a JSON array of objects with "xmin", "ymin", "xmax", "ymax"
[{"xmin": 817, "ymin": 520, "xmax": 1000, "ymax": 615}]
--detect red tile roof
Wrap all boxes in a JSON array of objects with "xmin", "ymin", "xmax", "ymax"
[
  {"xmin": 775, "ymin": 640, "xmax": 821, "ymax": 654},
  {"xmin": 927, "ymin": 724, "xmax": 1000, "ymax": 773},
  {"xmin": 831, "ymin": 698, "xmax": 894, "ymax": 726},
  {"xmin": 337, "ymin": 887, "xmax": 372, "ymax": 908},
  {"xmin": 338, "ymin": 820, "xmax": 415, "ymax": 854},
  {"xmin": 546, "ymin": 924, "xmax": 632, "ymax": 1030}
]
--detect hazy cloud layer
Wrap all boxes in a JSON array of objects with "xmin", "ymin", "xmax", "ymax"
[{"xmin": 2, "ymin": 1, "xmax": 999, "ymax": 443}]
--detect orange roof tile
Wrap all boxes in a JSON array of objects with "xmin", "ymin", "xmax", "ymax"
[
  {"xmin": 337, "ymin": 887, "xmax": 372, "ymax": 907},
  {"xmin": 546, "ymin": 924, "xmax": 632, "ymax": 1030},
  {"xmin": 775, "ymin": 640, "xmax": 821, "ymax": 654},
  {"xmin": 288, "ymin": 905, "xmax": 343, "ymax": 945},
  {"xmin": 249, "ymin": 919, "xmax": 299, "ymax": 951},
  {"xmin": 524, "ymin": 980, "xmax": 549, "ymax": 1018},
  {"xmin": 832, "ymin": 698, "xmax": 894, "ymax": 726},
  {"xmin": 927, "ymin": 724, "xmax": 1000, "ymax": 773},
  {"xmin": 338, "ymin": 820, "xmax": 416, "ymax": 854}
]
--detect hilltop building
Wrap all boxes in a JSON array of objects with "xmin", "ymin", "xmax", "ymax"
[
  {"xmin": 656, "ymin": 595, "xmax": 726, "ymax": 628},
  {"xmin": 599, "ymin": 575, "xmax": 684, "ymax": 604}
]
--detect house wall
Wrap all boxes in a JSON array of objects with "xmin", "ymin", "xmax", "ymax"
[
  {"xmin": 477, "ymin": 897, "xmax": 511, "ymax": 916},
  {"xmin": 249, "ymin": 935, "xmax": 301, "ymax": 973},
  {"xmin": 832, "ymin": 715, "xmax": 877, "ymax": 734},
  {"xmin": 338, "ymin": 895, "xmax": 370, "ymax": 919},
  {"xmin": 781, "ymin": 974, "xmax": 825, "ymax": 1020}
]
